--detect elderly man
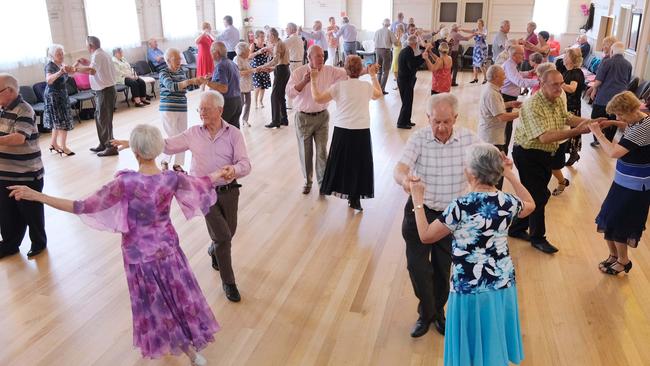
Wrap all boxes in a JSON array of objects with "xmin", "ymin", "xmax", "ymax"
[
  {"xmin": 0, "ymin": 74, "xmax": 47, "ymax": 259},
  {"xmin": 448, "ymin": 24, "xmax": 471, "ymax": 86},
  {"xmin": 146, "ymin": 38, "xmax": 166, "ymax": 71},
  {"xmin": 333, "ymin": 16, "xmax": 358, "ymax": 59},
  {"xmin": 589, "ymin": 41, "xmax": 632, "ymax": 145},
  {"xmin": 75, "ymin": 36, "xmax": 118, "ymax": 157},
  {"xmin": 374, "ymin": 18, "xmax": 398, "ymax": 93},
  {"xmin": 577, "ymin": 34, "xmax": 591, "ymax": 59},
  {"xmin": 286, "ymin": 45, "xmax": 347, "ymax": 194},
  {"xmin": 259, "ymin": 28, "xmax": 290, "ymax": 128},
  {"xmin": 492, "ymin": 20, "xmax": 510, "ymax": 64},
  {"xmin": 508, "ymin": 70, "xmax": 596, "ymax": 253},
  {"xmin": 396, "ymin": 35, "xmax": 426, "ymax": 129},
  {"xmin": 217, "ymin": 15, "xmax": 240, "ymax": 60},
  {"xmin": 500, "ymin": 45, "xmax": 539, "ymax": 152},
  {"xmin": 479, "ymin": 65, "xmax": 521, "ymax": 188},
  {"xmin": 394, "ymin": 93, "xmax": 479, "ymax": 338},
  {"xmin": 285, "ymin": 22, "xmax": 305, "ymax": 110},
  {"xmin": 391, "ymin": 12, "xmax": 407, "ymax": 33},
  {"xmin": 521, "ymin": 22, "xmax": 538, "ymax": 71},
  {"xmin": 205, "ymin": 41, "xmax": 242, "ymax": 128},
  {"xmin": 300, "ymin": 21, "xmax": 328, "ymax": 61}
]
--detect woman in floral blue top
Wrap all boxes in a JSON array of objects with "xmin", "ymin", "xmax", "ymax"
[{"xmin": 410, "ymin": 143, "xmax": 535, "ymax": 366}]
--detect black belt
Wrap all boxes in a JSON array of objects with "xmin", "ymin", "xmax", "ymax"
[
  {"xmin": 299, "ymin": 110, "xmax": 326, "ymax": 116},
  {"xmin": 216, "ymin": 182, "xmax": 241, "ymax": 192},
  {"xmin": 290, "ymin": 60, "xmax": 302, "ymax": 63}
]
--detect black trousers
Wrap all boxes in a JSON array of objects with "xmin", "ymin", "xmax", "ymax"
[
  {"xmin": 494, "ymin": 144, "xmax": 508, "ymax": 189},
  {"xmin": 451, "ymin": 50, "xmax": 460, "ymax": 84},
  {"xmin": 271, "ymin": 64, "xmax": 290, "ymax": 124},
  {"xmin": 222, "ymin": 96, "xmax": 243, "ymax": 129},
  {"xmin": 323, "ymin": 50, "xmax": 328, "ymax": 62},
  {"xmin": 227, "ymin": 51, "xmax": 236, "ymax": 60},
  {"xmin": 124, "ymin": 77, "xmax": 147, "ymax": 98},
  {"xmin": 501, "ymin": 93, "xmax": 518, "ymax": 154},
  {"xmin": 402, "ymin": 197, "xmax": 452, "ymax": 323},
  {"xmin": 205, "ymin": 187, "xmax": 239, "ymax": 285},
  {"xmin": 591, "ymin": 104, "xmax": 617, "ymax": 142},
  {"xmin": 0, "ymin": 178, "xmax": 47, "ymax": 251},
  {"xmin": 397, "ymin": 76, "xmax": 415, "ymax": 127},
  {"xmin": 509, "ymin": 146, "xmax": 553, "ymax": 243}
]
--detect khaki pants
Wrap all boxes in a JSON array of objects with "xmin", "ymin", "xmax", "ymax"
[{"xmin": 294, "ymin": 110, "xmax": 329, "ymax": 187}]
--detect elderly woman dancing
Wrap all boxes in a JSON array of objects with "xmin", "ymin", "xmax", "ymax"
[
  {"xmin": 43, "ymin": 44, "xmax": 76, "ymax": 156},
  {"xmin": 410, "ymin": 143, "xmax": 535, "ymax": 366}
]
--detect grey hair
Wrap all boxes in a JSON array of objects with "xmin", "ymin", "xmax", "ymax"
[
  {"xmin": 211, "ymin": 41, "xmax": 227, "ymax": 57},
  {"xmin": 201, "ymin": 90, "xmax": 225, "ymax": 108},
  {"xmin": 342, "ymin": 16, "xmax": 350, "ymax": 24},
  {"xmin": 407, "ymin": 35, "xmax": 418, "ymax": 45},
  {"xmin": 129, "ymin": 124, "xmax": 164, "ymax": 160},
  {"xmin": 0, "ymin": 73, "xmax": 19, "ymax": 92},
  {"xmin": 235, "ymin": 42, "xmax": 249, "ymax": 56},
  {"xmin": 383, "ymin": 18, "xmax": 391, "ymax": 27},
  {"xmin": 486, "ymin": 65, "xmax": 504, "ymax": 81},
  {"xmin": 535, "ymin": 62, "xmax": 556, "ymax": 77},
  {"xmin": 439, "ymin": 27, "xmax": 449, "ymax": 39},
  {"xmin": 286, "ymin": 22, "xmax": 297, "ymax": 33},
  {"xmin": 465, "ymin": 143, "xmax": 504, "ymax": 186},
  {"xmin": 529, "ymin": 52, "xmax": 544, "ymax": 65},
  {"xmin": 501, "ymin": 20, "xmax": 510, "ymax": 26},
  {"xmin": 527, "ymin": 21, "xmax": 537, "ymax": 29},
  {"xmin": 611, "ymin": 41, "xmax": 625, "ymax": 55},
  {"xmin": 426, "ymin": 92, "xmax": 458, "ymax": 116},
  {"xmin": 307, "ymin": 44, "xmax": 323, "ymax": 57},
  {"xmin": 508, "ymin": 45, "xmax": 523, "ymax": 56},
  {"xmin": 112, "ymin": 47, "xmax": 122, "ymax": 57},
  {"xmin": 47, "ymin": 44, "xmax": 64, "ymax": 60},
  {"xmin": 86, "ymin": 36, "xmax": 101, "ymax": 49},
  {"xmin": 164, "ymin": 47, "xmax": 180, "ymax": 62}
]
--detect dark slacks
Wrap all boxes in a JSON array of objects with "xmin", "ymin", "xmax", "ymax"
[
  {"xmin": 591, "ymin": 104, "xmax": 617, "ymax": 142},
  {"xmin": 124, "ymin": 77, "xmax": 147, "ymax": 98},
  {"xmin": 94, "ymin": 85, "xmax": 116, "ymax": 148},
  {"xmin": 402, "ymin": 197, "xmax": 453, "ymax": 323},
  {"xmin": 494, "ymin": 144, "xmax": 508, "ymax": 189},
  {"xmin": 397, "ymin": 76, "xmax": 416, "ymax": 127},
  {"xmin": 222, "ymin": 96, "xmax": 243, "ymax": 129},
  {"xmin": 375, "ymin": 48, "xmax": 392, "ymax": 91},
  {"xmin": 323, "ymin": 50, "xmax": 329, "ymax": 62},
  {"xmin": 509, "ymin": 145, "xmax": 553, "ymax": 243},
  {"xmin": 205, "ymin": 186, "xmax": 239, "ymax": 285},
  {"xmin": 227, "ymin": 51, "xmax": 236, "ymax": 60},
  {"xmin": 451, "ymin": 50, "xmax": 460, "ymax": 84},
  {"xmin": 501, "ymin": 93, "xmax": 518, "ymax": 154},
  {"xmin": 271, "ymin": 64, "xmax": 290, "ymax": 124},
  {"xmin": 0, "ymin": 178, "xmax": 47, "ymax": 251}
]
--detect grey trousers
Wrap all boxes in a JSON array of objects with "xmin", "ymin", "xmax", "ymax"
[
  {"xmin": 94, "ymin": 86, "xmax": 116, "ymax": 148},
  {"xmin": 375, "ymin": 48, "xmax": 392, "ymax": 91},
  {"xmin": 294, "ymin": 110, "xmax": 329, "ymax": 187},
  {"xmin": 205, "ymin": 187, "xmax": 239, "ymax": 285},
  {"xmin": 223, "ymin": 96, "xmax": 242, "ymax": 129},
  {"xmin": 241, "ymin": 92, "xmax": 251, "ymax": 123}
]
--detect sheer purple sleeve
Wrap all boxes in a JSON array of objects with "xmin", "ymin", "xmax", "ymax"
[
  {"xmin": 72, "ymin": 177, "xmax": 128, "ymax": 233},
  {"xmin": 174, "ymin": 173, "xmax": 218, "ymax": 219}
]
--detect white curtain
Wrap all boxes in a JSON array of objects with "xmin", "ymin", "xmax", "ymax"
[
  {"xmin": 362, "ymin": 0, "xmax": 391, "ymax": 31},
  {"xmin": 533, "ymin": 0, "xmax": 568, "ymax": 36},
  {"xmin": 214, "ymin": 0, "xmax": 243, "ymax": 31},
  {"xmin": 85, "ymin": 0, "xmax": 141, "ymax": 51},
  {"xmin": 161, "ymin": 0, "xmax": 199, "ymax": 39},
  {"xmin": 0, "ymin": 0, "xmax": 52, "ymax": 69},
  {"xmin": 278, "ymin": 0, "xmax": 304, "ymax": 29}
]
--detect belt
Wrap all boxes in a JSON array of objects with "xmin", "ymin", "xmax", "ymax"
[
  {"xmin": 290, "ymin": 60, "xmax": 302, "ymax": 63},
  {"xmin": 344, "ymin": 41, "xmax": 356, "ymax": 43},
  {"xmin": 216, "ymin": 182, "xmax": 241, "ymax": 192},
  {"xmin": 299, "ymin": 110, "xmax": 326, "ymax": 116}
]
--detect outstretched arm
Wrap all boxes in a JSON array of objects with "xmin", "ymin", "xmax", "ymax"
[{"xmin": 8, "ymin": 186, "xmax": 74, "ymax": 213}]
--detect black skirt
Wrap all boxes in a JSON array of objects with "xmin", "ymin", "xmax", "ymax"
[
  {"xmin": 596, "ymin": 182, "xmax": 650, "ymax": 247},
  {"xmin": 320, "ymin": 127, "xmax": 374, "ymax": 199}
]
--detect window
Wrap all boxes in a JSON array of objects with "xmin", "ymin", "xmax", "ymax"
[
  {"xmin": 278, "ymin": 0, "xmax": 304, "ymax": 29},
  {"xmin": 0, "ymin": 0, "xmax": 52, "ymax": 68},
  {"xmin": 628, "ymin": 12, "xmax": 642, "ymax": 51},
  {"xmin": 161, "ymin": 0, "xmax": 198, "ymax": 39},
  {"xmin": 440, "ymin": 3, "xmax": 458, "ymax": 23},
  {"xmin": 362, "ymin": 0, "xmax": 391, "ymax": 31},
  {"xmin": 85, "ymin": 0, "xmax": 140, "ymax": 51},
  {"xmin": 214, "ymin": 0, "xmax": 242, "ymax": 31},
  {"xmin": 533, "ymin": 0, "xmax": 568, "ymax": 36},
  {"xmin": 464, "ymin": 3, "xmax": 483, "ymax": 23}
]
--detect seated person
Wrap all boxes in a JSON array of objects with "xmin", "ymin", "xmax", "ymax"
[
  {"xmin": 147, "ymin": 39, "xmax": 166, "ymax": 71},
  {"xmin": 112, "ymin": 47, "xmax": 150, "ymax": 107}
]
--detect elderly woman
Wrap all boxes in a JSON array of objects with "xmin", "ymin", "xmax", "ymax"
[
  {"xmin": 423, "ymin": 42, "xmax": 452, "ymax": 94},
  {"xmin": 44, "ymin": 44, "xmax": 76, "ymax": 156},
  {"xmin": 391, "ymin": 23, "xmax": 405, "ymax": 85},
  {"xmin": 233, "ymin": 42, "xmax": 259, "ymax": 127},
  {"xmin": 112, "ymin": 47, "xmax": 149, "ymax": 107},
  {"xmin": 589, "ymin": 91, "xmax": 650, "ymax": 275},
  {"xmin": 410, "ymin": 143, "xmax": 535, "ymax": 366},
  {"xmin": 310, "ymin": 56, "xmax": 383, "ymax": 210},
  {"xmin": 158, "ymin": 48, "xmax": 203, "ymax": 170},
  {"xmin": 259, "ymin": 28, "xmax": 290, "ymax": 129},
  {"xmin": 250, "ymin": 30, "xmax": 272, "ymax": 109},
  {"xmin": 561, "ymin": 48, "xmax": 586, "ymax": 168},
  {"xmin": 460, "ymin": 19, "xmax": 488, "ymax": 84},
  {"xmin": 195, "ymin": 22, "xmax": 215, "ymax": 80},
  {"xmin": 9, "ymin": 124, "xmax": 224, "ymax": 365},
  {"xmin": 525, "ymin": 30, "xmax": 550, "ymax": 61},
  {"xmin": 326, "ymin": 17, "xmax": 340, "ymax": 66}
]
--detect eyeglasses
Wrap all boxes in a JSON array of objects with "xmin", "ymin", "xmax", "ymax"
[
  {"xmin": 196, "ymin": 107, "xmax": 217, "ymax": 113},
  {"xmin": 0, "ymin": 87, "xmax": 9, "ymax": 94}
]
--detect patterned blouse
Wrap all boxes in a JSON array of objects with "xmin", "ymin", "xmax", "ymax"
[{"xmin": 439, "ymin": 191, "xmax": 522, "ymax": 294}]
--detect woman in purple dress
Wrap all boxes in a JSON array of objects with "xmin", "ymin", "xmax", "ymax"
[{"xmin": 8, "ymin": 124, "xmax": 224, "ymax": 366}]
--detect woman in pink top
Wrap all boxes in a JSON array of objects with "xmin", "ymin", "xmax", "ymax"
[
  {"xmin": 326, "ymin": 17, "xmax": 340, "ymax": 66},
  {"xmin": 423, "ymin": 42, "xmax": 453, "ymax": 94}
]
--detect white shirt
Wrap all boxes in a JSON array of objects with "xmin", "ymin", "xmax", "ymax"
[
  {"xmin": 478, "ymin": 83, "xmax": 508, "ymax": 144},
  {"xmin": 329, "ymin": 78, "xmax": 373, "ymax": 130},
  {"xmin": 217, "ymin": 25, "xmax": 240, "ymax": 52},
  {"xmin": 374, "ymin": 27, "xmax": 397, "ymax": 49},
  {"xmin": 285, "ymin": 34, "xmax": 305, "ymax": 62},
  {"xmin": 89, "ymin": 48, "xmax": 116, "ymax": 90}
]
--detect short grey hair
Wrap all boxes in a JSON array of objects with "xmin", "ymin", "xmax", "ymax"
[
  {"xmin": 383, "ymin": 18, "xmax": 390, "ymax": 27},
  {"xmin": 465, "ymin": 143, "xmax": 504, "ymax": 186},
  {"xmin": 407, "ymin": 35, "xmax": 418, "ymax": 45},
  {"xmin": 235, "ymin": 42, "xmax": 249, "ymax": 56},
  {"xmin": 164, "ymin": 47, "xmax": 180, "ymax": 62},
  {"xmin": 426, "ymin": 93, "xmax": 458, "ymax": 116},
  {"xmin": 286, "ymin": 22, "xmax": 298, "ymax": 33},
  {"xmin": 486, "ymin": 65, "xmax": 504, "ymax": 81},
  {"xmin": 508, "ymin": 45, "xmax": 523, "ymax": 56},
  {"xmin": 0, "ymin": 73, "xmax": 19, "ymax": 92},
  {"xmin": 201, "ymin": 90, "xmax": 225, "ymax": 108},
  {"xmin": 529, "ymin": 52, "xmax": 544, "ymax": 65},
  {"xmin": 535, "ymin": 62, "xmax": 556, "ymax": 77},
  {"xmin": 210, "ymin": 41, "xmax": 227, "ymax": 57},
  {"xmin": 86, "ymin": 36, "xmax": 101, "ymax": 49},
  {"xmin": 527, "ymin": 21, "xmax": 537, "ymax": 29},
  {"xmin": 342, "ymin": 16, "xmax": 350, "ymax": 24},
  {"xmin": 129, "ymin": 124, "xmax": 164, "ymax": 160},
  {"xmin": 611, "ymin": 41, "xmax": 625, "ymax": 55},
  {"xmin": 47, "ymin": 44, "xmax": 64, "ymax": 60},
  {"xmin": 501, "ymin": 20, "xmax": 510, "ymax": 26}
]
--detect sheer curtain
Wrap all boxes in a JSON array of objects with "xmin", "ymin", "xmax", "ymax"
[
  {"xmin": 85, "ymin": 0, "xmax": 141, "ymax": 51},
  {"xmin": 278, "ymin": 0, "xmax": 304, "ymax": 29},
  {"xmin": 533, "ymin": 0, "xmax": 568, "ymax": 36},
  {"xmin": 214, "ymin": 0, "xmax": 242, "ymax": 31},
  {"xmin": 362, "ymin": 0, "xmax": 391, "ymax": 31},
  {"xmin": 0, "ymin": 0, "xmax": 52, "ymax": 69},
  {"xmin": 161, "ymin": 0, "xmax": 199, "ymax": 39}
]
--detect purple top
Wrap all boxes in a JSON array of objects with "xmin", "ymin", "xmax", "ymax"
[
  {"xmin": 524, "ymin": 32, "xmax": 538, "ymax": 60},
  {"xmin": 501, "ymin": 58, "xmax": 539, "ymax": 97}
]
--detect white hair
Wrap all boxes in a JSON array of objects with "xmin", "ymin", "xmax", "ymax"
[
  {"xmin": 383, "ymin": 18, "xmax": 390, "ymax": 27},
  {"xmin": 407, "ymin": 35, "xmax": 418, "ymax": 45},
  {"xmin": 486, "ymin": 65, "xmax": 504, "ymax": 81},
  {"xmin": 235, "ymin": 42, "xmax": 249, "ymax": 56},
  {"xmin": 611, "ymin": 42, "xmax": 625, "ymax": 55},
  {"xmin": 129, "ymin": 124, "xmax": 164, "ymax": 160},
  {"xmin": 201, "ymin": 90, "xmax": 225, "ymax": 108},
  {"xmin": 164, "ymin": 47, "xmax": 180, "ymax": 62},
  {"xmin": 426, "ymin": 93, "xmax": 458, "ymax": 116},
  {"xmin": 0, "ymin": 73, "xmax": 19, "ymax": 92},
  {"xmin": 465, "ymin": 143, "xmax": 504, "ymax": 186},
  {"xmin": 439, "ymin": 27, "xmax": 449, "ymax": 39},
  {"xmin": 47, "ymin": 44, "xmax": 64, "ymax": 60},
  {"xmin": 535, "ymin": 62, "xmax": 556, "ymax": 77},
  {"xmin": 286, "ymin": 22, "xmax": 298, "ymax": 33}
]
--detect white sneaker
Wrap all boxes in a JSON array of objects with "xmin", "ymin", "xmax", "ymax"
[{"xmin": 191, "ymin": 352, "xmax": 207, "ymax": 366}]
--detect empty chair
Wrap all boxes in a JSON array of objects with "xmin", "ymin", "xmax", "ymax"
[
  {"xmin": 66, "ymin": 77, "xmax": 95, "ymax": 120},
  {"xmin": 133, "ymin": 60, "xmax": 158, "ymax": 98},
  {"xmin": 183, "ymin": 50, "xmax": 197, "ymax": 78},
  {"xmin": 627, "ymin": 76, "xmax": 640, "ymax": 93},
  {"xmin": 634, "ymin": 79, "xmax": 650, "ymax": 99},
  {"xmin": 19, "ymin": 86, "xmax": 45, "ymax": 126}
]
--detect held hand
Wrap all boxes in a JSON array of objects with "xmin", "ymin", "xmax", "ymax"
[
  {"xmin": 409, "ymin": 180, "xmax": 426, "ymax": 202},
  {"xmin": 310, "ymin": 67, "xmax": 319, "ymax": 80},
  {"xmin": 589, "ymin": 122, "xmax": 604, "ymax": 135},
  {"xmin": 110, "ymin": 139, "xmax": 129, "ymax": 150},
  {"xmin": 510, "ymin": 101, "xmax": 523, "ymax": 108},
  {"xmin": 221, "ymin": 165, "xmax": 236, "ymax": 181},
  {"xmin": 368, "ymin": 64, "xmax": 379, "ymax": 77},
  {"xmin": 7, "ymin": 185, "xmax": 40, "ymax": 202},
  {"xmin": 401, "ymin": 174, "xmax": 420, "ymax": 194},
  {"xmin": 501, "ymin": 152, "xmax": 514, "ymax": 172},
  {"xmin": 301, "ymin": 70, "xmax": 311, "ymax": 84}
]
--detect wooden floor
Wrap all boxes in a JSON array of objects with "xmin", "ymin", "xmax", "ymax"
[{"xmin": 1, "ymin": 70, "xmax": 650, "ymax": 366}]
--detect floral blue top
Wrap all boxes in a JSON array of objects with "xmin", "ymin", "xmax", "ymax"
[{"xmin": 439, "ymin": 191, "xmax": 522, "ymax": 294}]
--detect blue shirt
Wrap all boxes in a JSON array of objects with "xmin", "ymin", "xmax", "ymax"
[
  {"xmin": 159, "ymin": 68, "xmax": 188, "ymax": 112},
  {"xmin": 147, "ymin": 47, "xmax": 165, "ymax": 70},
  {"xmin": 594, "ymin": 54, "xmax": 632, "ymax": 106},
  {"xmin": 334, "ymin": 23, "xmax": 357, "ymax": 43},
  {"xmin": 440, "ymin": 191, "xmax": 522, "ymax": 294},
  {"xmin": 212, "ymin": 58, "xmax": 241, "ymax": 98}
]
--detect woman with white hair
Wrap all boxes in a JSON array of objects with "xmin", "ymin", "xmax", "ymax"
[
  {"xmin": 112, "ymin": 47, "xmax": 149, "ymax": 107},
  {"xmin": 8, "ymin": 124, "xmax": 226, "ymax": 365},
  {"xmin": 410, "ymin": 143, "xmax": 535, "ymax": 366},
  {"xmin": 234, "ymin": 42, "xmax": 259, "ymax": 127},
  {"xmin": 460, "ymin": 19, "xmax": 488, "ymax": 84},
  {"xmin": 43, "ymin": 44, "xmax": 76, "ymax": 156}
]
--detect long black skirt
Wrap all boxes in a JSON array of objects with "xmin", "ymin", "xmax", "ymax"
[
  {"xmin": 596, "ymin": 182, "xmax": 650, "ymax": 247},
  {"xmin": 320, "ymin": 127, "xmax": 374, "ymax": 199}
]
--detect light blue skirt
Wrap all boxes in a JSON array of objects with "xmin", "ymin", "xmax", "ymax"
[{"xmin": 444, "ymin": 285, "xmax": 524, "ymax": 366}]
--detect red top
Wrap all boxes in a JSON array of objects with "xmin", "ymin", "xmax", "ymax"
[
  {"xmin": 196, "ymin": 34, "xmax": 215, "ymax": 78},
  {"xmin": 431, "ymin": 66, "xmax": 452, "ymax": 93}
]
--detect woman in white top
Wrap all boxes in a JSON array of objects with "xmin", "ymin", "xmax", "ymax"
[
  {"xmin": 112, "ymin": 48, "xmax": 149, "ymax": 107},
  {"xmin": 310, "ymin": 56, "xmax": 383, "ymax": 210}
]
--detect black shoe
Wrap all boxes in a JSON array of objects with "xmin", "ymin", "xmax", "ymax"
[
  {"xmin": 223, "ymin": 283, "xmax": 241, "ymax": 302},
  {"xmin": 565, "ymin": 153, "xmax": 580, "ymax": 166},
  {"xmin": 302, "ymin": 185, "xmax": 311, "ymax": 194},
  {"xmin": 531, "ymin": 240, "xmax": 559, "ymax": 254},
  {"xmin": 508, "ymin": 230, "xmax": 531, "ymax": 242},
  {"xmin": 451, "ymin": 83, "xmax": 459, "ymax": 87},
  {"xmin": 208, "ymin": 243, "xmax": 219, "ymax": 271},
  {"xmin": 590, "ymin": 141, "xmax": 600, "ymax": 148},
  {"xmin": 89, "ymin": 145, "xmax": 105, "ymax": 153},
  {"xmin": 27, "ymin": 246, "xmax": 46, "ymax": 258},
  {"xmin": 432, "ymin": 318, "xmax": 446, "ymax": 336},
  {"xmin": 0, "ymin": 246, "xmax": 20, "ymax": 259},
  {"xmin": 280, "ymin": 120, "xmax": 289, "ymax": 126},
  {"xmin": 382, "ymin": 91, "xmax": 388, "ymax": 95},
  {"xmin": 410, "ymin": 319, "xmax": 431, "ymax": 338},
  {"xmin": 265, "ymin": 123, "xmax": 281, "ymax": 129},
  {"xmin": 469, "ymin": 79, "xmax": 479, "ymax": 84},
  {"xmin": 97, "ymin": 147, "xmax": 119, "ymax": 157},
  {"xmin": 397, "ymin": 124, "xmax": 412, "ymax": 129},
  {"xmin": 409, "ymin": 122, "xmax": 416, "ymax": 126},
  {"xmin": 348, "ymin": 197, "xmax": 363, "ymax": 211}
]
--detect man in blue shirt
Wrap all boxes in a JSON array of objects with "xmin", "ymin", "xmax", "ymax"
[
  {"xmin": 146, "ymin": 39, "xmax": 166, "ymax": 71},
  {"xmin": 205, "ymin": 42, "xmax": 242, "ymax": 128}
]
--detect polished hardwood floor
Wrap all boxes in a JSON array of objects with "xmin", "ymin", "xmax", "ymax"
[{"xmin": 1, "ymin": 70, "xmax": 649, "ymax": 366}]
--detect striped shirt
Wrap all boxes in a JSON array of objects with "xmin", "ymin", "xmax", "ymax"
[
  {"xmin": 159, "ymin": 68, "xmax": 188, "ymax": 112},
  {"xmin": 615, "ymin": 115, "xmax": 650, "ymax": 191},
  {"xmin": 0, "ymin": 95, "xmax": 43, "ymax": 181}
]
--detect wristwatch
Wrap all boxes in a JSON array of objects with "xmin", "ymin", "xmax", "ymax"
[{"xmin": 412, "ymin": 204, "xmax": 423, "ymax": 212}]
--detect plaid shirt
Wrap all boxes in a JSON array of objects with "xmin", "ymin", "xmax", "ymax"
[
  {"xmin": 514, "ymin": 92, "xmax": 572, "ymax": 153},
  {"xmin": 400, "ymin": 126, "xmax": 479, "ymax": 211}
]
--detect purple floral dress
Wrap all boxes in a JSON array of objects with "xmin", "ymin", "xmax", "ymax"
[{"xmin": 72, "ymin": 170, "xmax": 220, "ymax": 358}]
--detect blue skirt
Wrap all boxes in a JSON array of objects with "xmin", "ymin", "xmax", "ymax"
[{"xmin": 445, "ymin": 285, "xmax": 524, "ymax": 366}]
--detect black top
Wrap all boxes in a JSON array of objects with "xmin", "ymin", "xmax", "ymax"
[
  {"xmin": 398, "ymin": 46, "xmax": 424, "ymax": 79},
  {"xmin": 44, "ymin": 62, "xmax": 67, "ymax": 92},
  {"xmin": 563, "ymin": 68, "xmax": 585, "ymax": 110},
  {"xmin": 619, "ymin": 115, "xmax": 650, "ymax": 165}
]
